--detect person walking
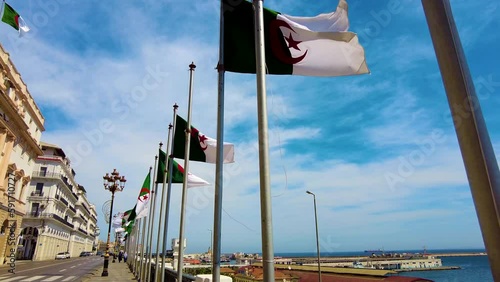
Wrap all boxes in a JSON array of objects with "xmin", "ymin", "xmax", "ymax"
[
  {"xmin": 118, "ymin": 250, "xmax": 123, "ymax": 263},
  {"xmin": 124, "ymin": 251, "xmax": 128, "ymax": 263}
]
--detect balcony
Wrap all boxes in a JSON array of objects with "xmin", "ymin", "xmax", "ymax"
[
  {"xmin": 32, "ymin": 171, "xmax": 78, "ymax": 199},
  {"xmin": 27, "ymin": 191, "xmax": 45, "ymax": 201},
  {"xmin": 26, "ymin": 211, "xmax": 74, "ymax": 229},
  {"xmin": 78, "ymin": 227, "xmax": 88, "ymax": 235},
  {"xmin": 32, "ymin": 171, "xmax": 60, "ymax": 179},
  {"xmin": 60, "ymin": 197, "xmax": 69, "ymax": 206},
  {"xmin": 53, "ymin": 214, "xmax": 74, "ymax": 229}
]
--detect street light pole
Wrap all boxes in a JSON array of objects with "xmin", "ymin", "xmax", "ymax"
[
  {"xmin": 208, "ymin": 229, "xmax": 213, "ymax": 274},
  {"xmin": 306, "ymin": 191, "xmax": 322, "ymax": 282},
  {"xmin": 101, "ymin": 169, "xmax": 126, "ymax": 277}
]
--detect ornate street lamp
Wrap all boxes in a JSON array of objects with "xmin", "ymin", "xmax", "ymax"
[
  {"xmin": 101, "ymin": 169, "xmax": 126, "ymax": 277},
  {"xmin": 306, "ymin": 190, "xmax": 322, "ymax": 282}
]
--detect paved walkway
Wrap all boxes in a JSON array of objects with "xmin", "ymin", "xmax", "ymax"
[{"xmin": 82, "ymin": 260, "xmax": 137, "ymax": 281}]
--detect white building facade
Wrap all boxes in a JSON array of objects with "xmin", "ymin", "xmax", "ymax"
[
  {"xmin": 21, "ymin": 142, "xmax": 98, "ymax": 260},
  {"xmin": 0, "ymin": 44, "xmax": 45, "ymax": 265}
]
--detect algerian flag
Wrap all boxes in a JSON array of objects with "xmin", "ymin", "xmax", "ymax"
[
  {"xmin": 1, "ymin": 2, "xmax": 30, "ymax": 37},
  {"xmin": 223, "ymin": 0, "xmax": 368, "ymax": 77},
  {"xmin": 158, "ymin": 149, "xmax": 210, "ymax": 187},
  {"xmin": 124, "ymin": 220, "xmax": 135, "ymax": 235},
  {"xmin": 114, "ymin": 227, "xmax": 125, "ymax": 233},
  {"xmin": 134, "ymin": 172, "xmax": 151, "ymax": 219},
  {"xmin": 172, "ymin": 115, "xmax": 234, "ymax": 163},
  {"xmin": 112, "ymin": 212, "xmax": 124, "ymax": 228},
  {"xmin": 122, "ymin": 208, "xmax": 135, "ymax": 227}
]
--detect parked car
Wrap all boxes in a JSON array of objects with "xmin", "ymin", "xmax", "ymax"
[
  {"xmin": 56, "ymin": 252, "xmax": 68, "ymax": 260},
  {"xmin": 79, "ymin": 251, "xmax": 92, "ymax": 257},
  {"xmin": 65, "ymin": 252, "xmax": 70, "ymax": 259},
  {"xmin": 96, "ymin": 251, "xmax": 104, "ymax": 256}
]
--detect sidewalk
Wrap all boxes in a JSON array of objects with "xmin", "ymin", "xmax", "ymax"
[{"xmin": 82, "ymin": 260, "xmax": 137, "ymax": 281}]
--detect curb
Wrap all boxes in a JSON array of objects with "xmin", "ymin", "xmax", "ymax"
[{"xmin": 81, "ymin": 265, "xmax": 102, "ymax": 282}]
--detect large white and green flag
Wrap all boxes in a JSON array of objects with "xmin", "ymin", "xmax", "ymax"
[
  {"xmin": 173, "ymin": 115, "xmax": 235, "ymax": 164},
  {"xmin": 223, "ymin": 0, "xmax": 368, "ymax": 77},
  {"xmin": 134, "ymin": 172, "xmax": 151, "ymax": 219},
  {"xmin": 1, "ymin": 2, "xmax": 30, "ymax": 37}
]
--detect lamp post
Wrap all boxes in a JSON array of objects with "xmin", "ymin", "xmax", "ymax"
[
  {"xmin": 208, "ymin": 229, "xmax": 213, "ymax": 274},
  {"xmin": 101, "ymin": 169, "xmax": 126, "ymax": 277},
  {"xmin": 306, "ymin": 190, "xmax": 322, "ymax": 282}
]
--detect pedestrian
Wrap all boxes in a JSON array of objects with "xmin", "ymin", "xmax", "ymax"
[
  {"xmin": 124, "ymin": 251, "xmax": 128, "ymax": 263},
  {"xmin": 118, "ymin": 250, "xmax": 123, "ymax": 263}
]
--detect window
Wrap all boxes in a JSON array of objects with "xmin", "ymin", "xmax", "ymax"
[
  {"xmin": 35, "ymin": 183, "xmax": 44, "ymax": 195},
  {"xmin": 0, "ymin": 220, "xmax": 8, "ymax": 235},
  {"xmin": 31, "ymin": 203, "xmax": 40, "ymax": 216},
  {"xmin": 40, "ymin": 167, "xmax": 47, "ymax": 176}
]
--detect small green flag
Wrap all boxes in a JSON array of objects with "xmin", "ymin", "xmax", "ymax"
[{"xmin": 1, "ymin": 2, "xmax": 30, "ymax": 36}]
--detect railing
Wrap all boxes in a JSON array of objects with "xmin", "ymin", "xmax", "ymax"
[
  {"xmin": 32, "ymin": 171, "xmax": 59, "ymax": 178},
  {"xmin": 60, "ymin": 197, "xmax": 69, "ymax": 206},
  {"xmin": 53, "ymin": 214, "xmax": 74, "ymax": 229},
  {"xmin": 78, "ymin": 228, "xmax": 88, "ymax": 235},
  {"xmin": 55, "ymin": 194, "xmax": 60, "ymax": 199},
  {"xmin": 32, "ymin": 171, "xmax": 78, "ymax": 200},
  {"xmin": 26, "ymin": 212, "xmax": 74, "ymax": 228},
  {"xmin": 30, "ymin": 191, "xmax": 44, "ymax": 197},
  {"xmin": 82, "ymin": 204, "xmax": 91, "ymax": 215}
]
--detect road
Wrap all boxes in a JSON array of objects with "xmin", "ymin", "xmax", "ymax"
[{"xmin": 0, "ymin": 256, "xmax": 103, "ymax": 281}]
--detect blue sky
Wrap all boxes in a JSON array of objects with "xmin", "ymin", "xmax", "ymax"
[{"xmin": 1, "ymin": 0, "xmax": 499, "ymax": 254}]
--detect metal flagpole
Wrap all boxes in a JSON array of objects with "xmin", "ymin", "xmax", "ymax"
[
  {"xmin": 422, "ymin": 1, "xmax": 500, "ymax": 279},
  {"xmin": 135, "ymin": 166, "xmax": 152, "ymax": 277},
  {"xmin": 133, "ymin": 218, "xmax": 141, "ymax": 275},
  {"xmin": 212, "ymin": 0, "xmax": 226, "ymax": 281},
  {"xmin": 177, "ymin": 62, "xmax": 196, "ymax": 281},
  {"xmin": 161, "ymin": 104, "xmax": 178, "ymax": 282},
  {"xmin": 143, "ymin": 156, "xmax": 159, "ymax": 282},
  {"xmin": 138, "ymin": 196, "xmax": 149, "ymax": 281},
  {"xmin": 253, "ymin": 1, "xmax": 275, "ymax": 281},
  {"xmin": 147, "ymin": 154, "xmax": 161, "ymax": 282},
  {"xmin": 155, "ymin": 141, "xmax": 169, "ymax": 281}
]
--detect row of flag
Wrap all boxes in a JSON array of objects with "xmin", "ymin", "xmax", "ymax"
[
  {"xmin": 4, "ymin": 0, "xmax": 369, "ymax": 280},
  {"xmin": 113, "ymin": 114, "xmax": 234, "ymax": 236},
  {"xmin": 2, "ymin": 0, "xmax": 368, "ymax": 77}
]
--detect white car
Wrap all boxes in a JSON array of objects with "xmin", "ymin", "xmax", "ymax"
[{"xmin": 55, "ymin": 252, "xmax": 67, "ymax": 260}]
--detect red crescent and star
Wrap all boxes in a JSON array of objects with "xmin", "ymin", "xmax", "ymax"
[{"xmin": 270, "ymin": 19, "xmax": 308, "ymax": 65}]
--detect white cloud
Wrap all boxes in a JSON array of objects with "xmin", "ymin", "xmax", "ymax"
[{"xmin": 1, "ymin": 0, "xmax": 497, "ymax": 254}]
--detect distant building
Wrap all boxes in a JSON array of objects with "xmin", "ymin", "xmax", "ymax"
[
  {"xmin": 234, "ymin": 266, "xmax": 299, "ymax": 282},
  {"xmin": 0, "ymin": 44, "xmax": 45, "ymax": 265},
  {"xmin": 20, "ymin": 142, "xmax": 98, "ymax": 260}
]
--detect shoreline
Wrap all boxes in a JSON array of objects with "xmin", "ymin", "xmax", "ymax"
[
  {"xmin": 432, "ymin": 252, "xmax": 487, "ymax": 257},
  {"xmin": 394, "ymin": 266, "xmax": 461, "ymax": 272},
  {"xmin": 277, "ymin": 252, "xmax": 487, "ymax": 260}
]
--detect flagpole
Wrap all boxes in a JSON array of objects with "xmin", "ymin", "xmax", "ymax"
[
  {"xmin": 132, "ymin": 218, "xmax": 141, "ymax": 275},
  {"xmin": 143, "ymin": 156, "xmax": 158, "ymax": 282},
  {"xmin": 213, "ymin": 0, "xmax": 226, "ymax": 281},
  {"xmin": 177, "ymin": 62, "xmax": 196, "ymax": 282},
  {"xmin": 253, "ymin": 1, "xmax": 275, "ymax": 281},
  {"xmin": 0, "ymin": 1, "xmax": 5, "ymax": 19},
  {"xmin": 422, "ymin": 1, "xmax": 500, "ymax": 279},
  {"xmin": 154, "ymin": 141, "xmax": 168, "ymax": 281},
  {"xmin": 136, "ymin": 166, "xmax": 152, "ymax": 279},
  {"xmin": 161, "ymin": 104, "xmax": 178, "ymax": 282},
  {"xmin": 147, "ymin": 155, "xmax": 160, "ymax": 282},
  {"xmin": 138, "ymin": 196, "xmax": 149, "ymax": 281}
]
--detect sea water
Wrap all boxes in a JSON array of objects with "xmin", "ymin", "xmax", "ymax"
[
  {"xmin": 274, "ymin": 249, "xmax": 494, "ymax": 282},
  {"xmin": 397, "ymin": 255, "xmax": 493, "ymax": 282}
]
